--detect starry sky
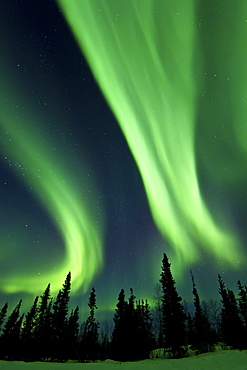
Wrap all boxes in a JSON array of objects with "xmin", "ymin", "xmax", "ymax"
[{"xmin": 1, "ymin": 0, "xmax": 247, "ymax": 319}]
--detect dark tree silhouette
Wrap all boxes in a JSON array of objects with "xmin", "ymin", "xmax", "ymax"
[
  {"xmin": 21, "ymin": 296, "xmax": 39, "ymax": 361},
  {"xmin": 67, "ymin": 306, "xmax": 80, "ymax": 360},
  {"xmin": 35, "ymin": 283, "xmax": 53, "ymax": 360},
  {"xmin": 51, "ymin": 272, "xmax": 71, "ymax": 361},
  {"xmin": 99, "ymin": 319, "xmax": 111, "ymax": 360},
  {"xmin": 135, "ymin": 299, "xmax": 155, "ymax": 359},
  {"xmin": 238, "ymin": 281, "xmax": 247, "ymax": 326},
  {"xmin": 237, "ymin": 281, "xmax": 247, "ymax": 348},
  {"xmin": 160, "ymin": 253, "xmax": 187, "ymax": 358},
  {"xmin": 190, "ymin": 271, "xmax": 214, "ymax": 354},
  {"xmin": 1, "ymin": 300, "xmax": 23, "ymax": 360},
  {"xmin": 3, "ymin": 257, "xmax": 247, "ymax": 362},
  {"xmin": 111, "ymin": 288, "xmax": 139, "ymax": 361},
  {"xmin": 125, "ymin": 288, "xmax": 139, "ymax": 361},
  {"xmin": 111, "ymin": 288, "xmax": 154, "ymax": 361},
  {"xmin": 186, "ymin": 312, "xmax": 194, "ymax": 346},
  {"xmin": 218, "ymin": 274, "xmax": 244, "ymax": 349},
  {"xmin": 111, "ymin": 288, "xmax": 127, "ymax": 361},
  {"xmin": 81, "ymin": 287, "xmax": 99, "ymax": 362},
  {"xmin": 0, "ymin": 273, "xmax": 80, "ymax": 361},
  {"xmin": 0, "ymin": 302, "xmax": 8, "ymax": 333}
]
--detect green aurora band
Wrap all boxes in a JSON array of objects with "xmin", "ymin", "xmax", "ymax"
[
  {"xmin": 58, "ymin": 0, "xmax": 246, "ymax": 275},
  {"xmin": 0, "ymin": 86, "xmax": 104, "ymax": 295}
]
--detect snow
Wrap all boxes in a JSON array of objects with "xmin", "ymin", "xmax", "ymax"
[{"xmin": 1, "ymin": 351, "xmax": 247, "ymax": 369}]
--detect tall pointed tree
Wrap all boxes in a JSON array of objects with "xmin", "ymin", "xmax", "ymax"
[
  {"xmin": 1, "ymin": 300, "xmax": 23, "ymax": 360},
  {"xmin": 125, "ymin": 288, "xmax": 139, "ymax": 361},
  {"xmin": 190, "ymin": 270, "xmax": 213, "ymax": 354},
  {"xmin": 111, "ymin": 288, "xmax": 140, "ymax": 361},
  {"xmin": 100, "ymin": 319, "xmax": 111, "ymax": 360},
  {"xmin": 135, "ymin": 299, "xmax": 155, "ymax": 359},
  {"xmin": 237, "ymin": 281, "xmax": 247, "ymax": 349},
  {"xmin": 67, "ymin": 306, "xmax": 80, "ymax": 360},
  {"xmin": 218, "ymin": 274, "xmax": 244, "ymax": 349},
  {"xmin": 51, "ymin": 272, "xmax": 71, "ymax": 361},
  {"xmin": 111, "ymin": 288, "xmax": 154, "ymax": 361},
  {"xmin": 238, "ymin": 281, "xmax": 247, "ymax": 327},
  {"xmin": 35, "ymin": 283, "xmax": 52, "ymax": 360},
  {"xmin": 22, "ymin": 296, "xmax": 39, "ymax": 339},
  {"xmin": 111, "ymin": 288, "xmax": 128, "ymax": 361},
  {"xmin": 0, "ymin": 302, "xmax": 8, "ymax": 333},
  {"xmin": 81, "ymin": 287, "xmax": 99, "ymax": 362},
  {"xmin": 21, "ymin": 296, "xmax": 39, "ymax": 361},
  {"xmin": 160, "ymin": 253, "xmax": 187, "ymax": 357}
]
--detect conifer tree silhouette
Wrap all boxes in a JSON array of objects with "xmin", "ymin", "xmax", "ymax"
[
  {"xmin": 21, "ymin": 296, "xmax": 39, "ymax": 361},
  {"xmin": 237, "ymin": 281, "xmax": 247, "ymax": 349},
  {"xmin": 52, "ymin": 272, "xmax": 71, "ymax": 361},
  {"xmin": 111, "ymin": 288, "xmax": 154, "ymax": 361},
  {"xmin": 125, "ymin": 288, "xmax": 138, "ymax": 361},
  {"xmin": 237, "ymin": 281, "xmax": 247, "ymax": 324},
  {"xmin": 111, "ymin": 288, "xmax": 141, "ymax": 361},
  {"xmin": 1, "ymin": 300, "xmax": 23, "ymax": 360},
  {"xmin": 190, "ymin": 270, "xmax": 213, "ymax": 354},
  {"xmin": 218, "ymin": 274, "xmax": 244, "ymax": 349},
  {"xmin": 35, "ymin": 283, "xmax": 52, "ymax": 360},
  {"xmin": 111, "ymin": 288, "xmax": 127, "ymax": 361},
  {"xmin": 67, "ymin": 305, "xmax": 80, "ymax": 360},
  {"xmin": 0, "ymin": 302, "xmax": 8, "ymax": 333},
  {"xmin": 136, "ymin": 299, "xmax": 155, "ymax": 359},
  {"xmin": 81, "ymin": 287, "xmax": 99, "ymax": 362},
  {"xmin": 100, "ymin": 319, "xmax": 111, "ymax": 360},
  {"xmin": 160, "ymin": 253, "xmax": 187, "ymax": 358}
]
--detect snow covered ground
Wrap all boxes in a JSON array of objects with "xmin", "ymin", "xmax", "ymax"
[{"xmin": 1, "ymin": 350, "xmax": 247, "ymax": 369}]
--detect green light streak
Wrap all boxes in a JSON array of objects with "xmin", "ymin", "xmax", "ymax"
[
  {"xmin": 0, "ymin": 87, "xmax": 104, "ymax": 294},
  {"xmin": 58, "ymin": 0, "xmax": 244, "ymax": 274},
  {"xmin": 196, "ymin": 1, "xmax": 247, "ymax": 185}
]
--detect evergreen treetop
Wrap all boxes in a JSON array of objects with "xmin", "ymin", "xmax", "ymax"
[{"xmin": 160, "ymin": 253, "xmax": 187, "ymax": 358}]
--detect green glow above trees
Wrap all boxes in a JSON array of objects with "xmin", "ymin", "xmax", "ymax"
[
  {"xmin": 57, "ymin": 0, "xmax": 245, "ymax": 276},
  {"xmin": 0, "ymin": 86, "xmax": 104, "ymax": 295}
]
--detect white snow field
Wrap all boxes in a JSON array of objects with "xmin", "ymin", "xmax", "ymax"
[{"xmin": 1, "ymin": 350, "xmax": 247, "ymax": 370}]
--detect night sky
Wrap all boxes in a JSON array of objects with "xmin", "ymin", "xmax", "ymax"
[{"xmin": 1, "ymin": 0, "xmax": 247, "ymax": 319}]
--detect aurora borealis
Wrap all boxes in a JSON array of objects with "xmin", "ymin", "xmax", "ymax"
[{"xmin": 1, "ymin": 1, "xmax": 247, "ymax": 315}]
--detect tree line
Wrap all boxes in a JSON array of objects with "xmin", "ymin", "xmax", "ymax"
[{"xmin": 0, "ymin": 253, "xmax": 247, "ymax": 362}]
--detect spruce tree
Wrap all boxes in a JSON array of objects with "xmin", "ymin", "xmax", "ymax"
[
  {"xmin": 21, "ymin": 296, "xmax": 39, "ymax": 361},
  {"xmin": 186, "ymin": 312, "xmax": 194, "ymax": 347},
  {"xmin": 100, "ymin": 320, "xmax": 111, "ymax": 360},
  {"xmin": 218, "ymin": 274, "xmax": 244, "ymax": 349},
  {"xmin": 35, "ymin": 283, "xmax": 52, "ymax": 360},
  {"xmin": 135, "ymin": 299, "xmax": 155, "ymax": 359},
  {"xmin": 190, "ymin": 271, "xmax": 213, "ymax": 354},
  {"xmin": 112, "ymin": 288, "xmax": 142, "ymax": 361},
  {"xmin": 51, "ymin": 272, "xmax": 71, "ymax": 361},
  {"xmin": 67, "ymin": 306, "xmax": 80, "ymax": 360},
  {"xmin": 111, "ymin": 288, "xmax": 127, "ymax": 361},
  {"xmin": 36, "ymin": 283, "xmax": 51, "ymax": 331},
  {"xmin": 125, "ymin": 288, "xmax": 139, "ymax": 361},
  {"xmin": 22, "ymin": 296, "xmax": 39, "ymax": 337},
  {"xmin": 237, "ymin": 281, "xmax": 247, "ymax": 348},
  {"xmin": 0, "ymin": 302, "xmax": 8, "ymax": 333},
  {"xmin": 1, "ymin": 300, "xmax": 23, "ymax": 360},
  {"xmin": 160, "ymin": 253, "xmax": 187, "ymax": 357},
  {"xmin": 237, "ymin": 281, "xmax": 247, "ymax": 326},
  {"xmin": 81, "ymin": 287, "xmax": 99, "ymax": 362}
]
